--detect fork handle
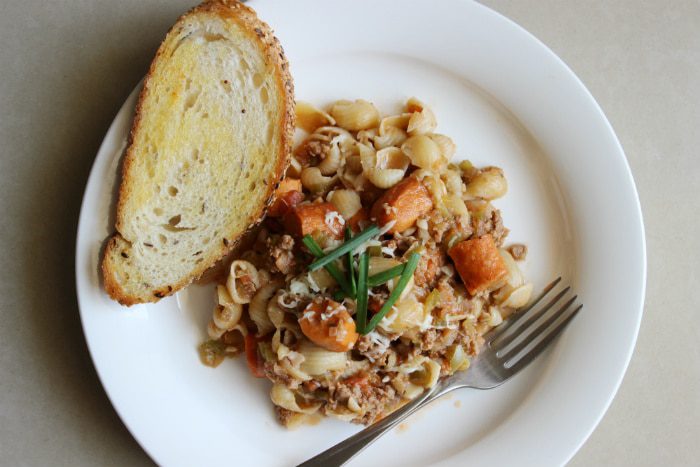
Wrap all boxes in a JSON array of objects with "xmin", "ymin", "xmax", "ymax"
[{"xmin": 297, "ymin": 383, "xmax": 446, "ymax": 467}]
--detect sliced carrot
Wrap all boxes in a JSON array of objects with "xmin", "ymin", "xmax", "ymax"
[
  {"xmin": 370, "ymin": 177, "xmax": 433, "ymax": 233},
  {"xmin": 299, "ymin": 298, "xmax": 359, "ymax": 352},
  {"xmin": 347, "ymin": 207, "xmax": 369, "ymax": 233},
  {"xmin": 283, "ymin": 202, "xmax": 344, "ymax": 240},
  {"xmin": 244, "ymin": 333, "xmax": 266, "ymax": 378},
  {"xmin": 448, "ymin": 234, "xmax": 507, "ymax": 295}
]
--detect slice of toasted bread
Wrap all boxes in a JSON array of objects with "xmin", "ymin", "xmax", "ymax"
[{"xmin": 102, "ymin": 0, "xmax": 294, "ymax": 305}]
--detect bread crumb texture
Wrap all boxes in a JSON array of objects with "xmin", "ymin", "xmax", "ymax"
[{"xmin": 102, "ymin": 0, "xmax": 294, "ymax": 305}]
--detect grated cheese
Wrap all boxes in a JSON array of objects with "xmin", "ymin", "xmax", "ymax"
[
  {"xmin": 419, "ymin": 313, "xmax": 434, "ymax": 331},
  {"xmin": 302, "ymin": 310, "xmax": 316, "ymax": 321},
  {"xmin": 380, "ymin": 246, "xmax": 396, "ymax": 257},
  {"xmin": 325, "ymin": 211, "xmax": 345, "ymax": 234},
  {"xmin": 306, "ymin": 273, "xmax": 321, "ymax": 293},
  {"xmin": 354, "ymin": 221, "xmax": 395, "ymax": 257},
  {"xmin": 366, "ymin": 330, "xmax": 392, "ymax": 352},
  {"xmin": 377, "ymin": 306, "xmax": 398, "ymax": 331}
]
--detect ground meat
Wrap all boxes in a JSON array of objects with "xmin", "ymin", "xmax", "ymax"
[
  {"xmin": 427, "ymin": 210, "xmax": 452, "ymax": 243},
  {"xmin": 452, "ymin": 322, "xmax": 485, "ymax": 357},
  {"xmin": 266, "ymin": 361, "xmax": 302, "ymax": 389},
  {"xmin": 430, "ymin": 329, "xmax": 459, "ymax": 357},
  {"xmin": 384, "ymin": 235, "xmax": 415, "ymax": 257},
  {"xmin": 448, "ymin": 215, "xmax": 474, "ymax": 243},
  {"xmin": 268, "ymin": 234, "xmax": 297, "ymax": 275},
  {"xmin": 436, "ymin": 278, "xmax": 460, "ymax": 315},
  {"xmin": 238, "ymin": 275, "xmax": 258, "ymax": 298},
  {"xmin": 326, "ymin": 376, "xmax": 399, "ymax": 424},
  {"xmin": 417, "ymin": 325, "xmax": 461, "ymax": 356},
  {"xmin": 373, "ymin": 348, "xmax": 397, "ymax": 368},
  {"xmin": 471, "ymin": 208, "xmax": 509, "ymax": 244},
  {"xmin": 275, "ymin": 406, "xmax": 293, "ymax": 425},
  {"xmin": 305, "ymin": 140, "xmax": 329, "ymax": 159},
  {"xmin": 418, "ymin": 329, "xmax": 438, "ymax": 352},
  {"xmin": 414, "ymin": 243, "xmax": 445, "ymax": 289},
  {"xmin": 356, "ymin": 332, "xmax": 391, "ymax": 362},
  {"xmin": 490, "ymin": 209, "xmax": 508, "ymax": 245},
  {"xmin": 295, "ymin": 139, "xmax": 329, "ymax": 167},
  {"xmin": 508, "ymin": 243, "xmax": 528, "ymax": 261}
]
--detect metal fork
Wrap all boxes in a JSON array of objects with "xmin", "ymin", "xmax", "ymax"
[{"xmin": 298, "ymin": 277, "xmax": 582, "ymax": 467}]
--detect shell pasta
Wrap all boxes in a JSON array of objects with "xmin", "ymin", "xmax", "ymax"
[{"xmin": 199, "ymin": 97, "xmax": 532, "ymax": 427}]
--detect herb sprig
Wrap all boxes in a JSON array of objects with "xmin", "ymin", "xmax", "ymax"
[
  {"xmin": 302, "ymin": 235, "xmax": 353, "ymax": 297},
  {"xmin": 303, "ymin": 225, "xmax": 419, "ymax": 335}
]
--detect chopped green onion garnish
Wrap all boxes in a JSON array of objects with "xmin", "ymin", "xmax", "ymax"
[
  {"xmin": 345, "ymin": 227, "xmax": 357, "ymax": 297},
  {"xmin": 302, "ymin": 235, "xmax": 353, "ymax": 296},
  {"xmin": 367, "ymin": 264, "xmax": 405, "ymax": 287},
  {"xmin": 355, "ymin": 252, "xmax": 370, "ymax": 334},
  {"xmin": 308, "ymin": 225, "xmax": 379, "ymax": 272},
  {"xmin": 331, "ymin": 264, "xmax": 406, "ymax": 300},
  {"xmin": 332, "ymin": 290, "xmax": 346, "ymax": 302},
  {"xmin": 362, "ymin": 252, "xmax": 420, "ymax": 334}
]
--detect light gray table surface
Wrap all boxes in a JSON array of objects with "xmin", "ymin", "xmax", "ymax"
[{"xmin": 1, "ymin": 1, "xmax": 698, "ymax": 466}]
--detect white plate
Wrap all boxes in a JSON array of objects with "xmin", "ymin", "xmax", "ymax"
[{"xmin": 75, "ymin": 0, "xmax": 646, "ymax": 465}]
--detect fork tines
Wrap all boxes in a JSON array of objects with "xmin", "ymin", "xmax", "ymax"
[{"xmin": 487, "ymin": 277, "xmax": 582, "ymax": 376}]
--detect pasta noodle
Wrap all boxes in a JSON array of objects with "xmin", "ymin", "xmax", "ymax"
[
  {"xmin": 501, "ymin": 283, "xmax": 533, "ymax": 309},
  {"xmin": 409, "ymin": 357, "xmax": 441, "ymax": 388},
  {"xmin": 213, "ymin": 297, "xmax": 243, "ymax": 330},
  {"xmin": 442, "ymin": 167, "xmax": 464, "ymax": 195},
  {"xmin": 329, "ymin": 99, "xmax": 380, "ymax": 131},
  {"xmin": 380, "ymin": 297, "xmax": 425, "ymax": 333},
  {"xmin": 361, "ymin": 146, "xmax": 409, "ymax": 189},
  {"xmin": 379, "ymin": 113, "xmax": 411, "ymax": 134},
  {"xmin": 295, "ymin": 101, "xmax": 335, "ymax": 133},
  {"xmin": 401, "ymin": 135, "xmax": 441, "ymax": 170},
  {"xmin": 249, "ymin": 279, "xmax": 283, "ymax": 336},
  {"xmin": 317, "ymin": 137, "xmax": 343, "ymax": 175},
  {"xmin": 270, "ymin": 383, "xmax": 322, "ymax": 414},
  {"xmin": 464, "ymin": 167, "xmax": 508, "ymax": 200},
  {"xmin": 429, "ymin": 133, "xmax": 456, "ymax": 160},
  {"xmin": 226, "ymin": 260, "xmax": 260, "ymax": 304},
  {"xmin": 373, "ymin": 125, "xmax": 407, "ymax": 149},
  {"xmin": 329, "ymin": 189, "xmax": 362, "ymax": 219},
  {"xmin": 405, "ymin": 98, "xmax": 437, "ymax": 135},
  {"xmin": 298, "ymin": 340, "xmax": 348, "ymax": 376},
  {"xmin": 301, "ymin": 167, "xmax": 336, "ymax": 193}
]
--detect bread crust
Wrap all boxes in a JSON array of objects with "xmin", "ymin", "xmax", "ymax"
[{"xmin": 102, "ymin": 0, "xmax": 294, "ymax": 305}]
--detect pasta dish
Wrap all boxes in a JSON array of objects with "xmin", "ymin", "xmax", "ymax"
[{"xmin": 199, "ymin": 98, "xmax": 532, "ymax": 427}]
